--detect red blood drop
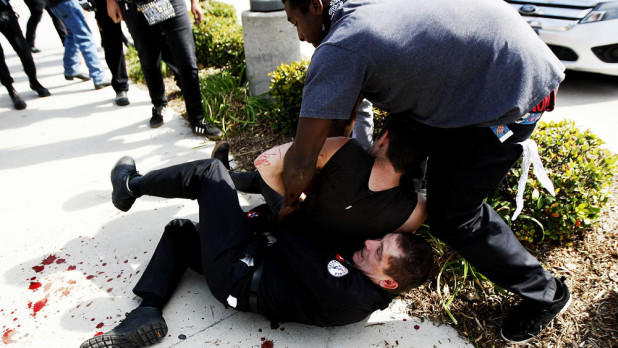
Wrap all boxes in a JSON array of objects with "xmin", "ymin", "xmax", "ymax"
[
  {"xmin": 2, "ymin": 329, "xmax": 16, "ymax": 344},
  {"xmin": 94, "ymin": 332, "xmax": 103, "ymax": 337},
  {"xmin": 31, "ymin": 298, "xmax": 48, "ymax": 317},
  {"xmin": 96, "ymin": 323, "xmax": 104, "ymax": 329},
  {"xmin": 56, "ymin": 259, "xmax": 66, "ymax": 264},
  {"xmin": 67, "ymin": 265, "xmax": 76, "ymax": 271},
  {"xmin": 29, "ymin": 282, "xmax": 42, "ymax": 291},
  {"xmin": 414, "ymin": 325, "xmax": 420, "ymax": 330},
  {"xmin": 42, "ymin": 255, "xmax": 57, "ymax": 265},
  {"xmin": 261, "ymin": 340, "xmax": 274, "ymax": 348},
  {"xmin": 32, "ymin": 265, "xmax": 44, "ymax": 273},
  {"xmin": 86, "ymin": 275, "xmax": 95, "ymax": 280}
]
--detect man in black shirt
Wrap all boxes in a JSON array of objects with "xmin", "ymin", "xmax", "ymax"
[{"xmin": 79, "ymin": 156, "xmax": 433, "ymax": 348}]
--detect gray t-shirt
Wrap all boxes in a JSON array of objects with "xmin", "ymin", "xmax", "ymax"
[{"xmin": 300, "ymin": 0, "xmax": 565, "ymax": 128}]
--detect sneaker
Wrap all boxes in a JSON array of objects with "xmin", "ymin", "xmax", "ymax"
[
  {"xmin": 501, "ymin": 276, "xmax": 571, "ymax": 344},
  {"xmin": 150, "ymin": 106, "xmax": 164, "ymax": 128},
  {"xmin": 30, "ymin": 46, "xmax": 41, "ymax": 53},
  {"xmin": 115, "ymin": 91, "xmax": 130, "ymax": 106},
  {"xmin": 191, "ymin": 119, "xmax": 222, "ymax": 138},
  {"xmin": 111, "ymin": 156, "xmax": 139, "ymax": 212},
  {"xmin": 79, "ymin": 307, "xmax": 167, "ymax": 348},
  {"xmin": 95, "ymin": 80, "xmax": 112, "ymax": 90},
  {"xmin": 30, "ymin": 81, "xmax": 51, "ymax": 97},
  {"xmin": 211, "ymin": 141, "xmax": 230, "ymax": 169},
  {"xmin": 65, "ymin": 73, "xmax": 91, "ymax": 81}
]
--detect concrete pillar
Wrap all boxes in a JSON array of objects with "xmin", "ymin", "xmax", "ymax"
[{"xmin": 241, "ymin": 10, "xmax": 301, "ymax": 97}]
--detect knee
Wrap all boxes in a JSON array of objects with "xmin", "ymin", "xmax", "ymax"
[{"xmin": 163, "ymin": 219, "xmax": 197, "ymax": 239}]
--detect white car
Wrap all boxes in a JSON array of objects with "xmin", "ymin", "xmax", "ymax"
[{"xmin": 505, "ymin": 0, "xmax": 618, "ymax": 76}]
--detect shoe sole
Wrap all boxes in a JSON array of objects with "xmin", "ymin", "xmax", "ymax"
[
  {"xmin": 500, "ymin": 295, "xmax": 572, "ymax": 345},
  {"xmin": 116, "ymin": 99, "xmax": 130, "ymax": 106},
  {"xmin": 80, "ymin": 321, "xmax": 167, "ymax": 348},
  {"xmin": 150, "ymin": 122, "xmax": 163, "ymax": 128},
  {"xmin": 65, "ymin": 76, "xmax": 91, "ymax": 81}
]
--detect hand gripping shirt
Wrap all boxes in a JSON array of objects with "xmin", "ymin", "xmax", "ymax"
[{"xmin": 300, "ymin": 0, "xmax": 565, "ymax": 128}]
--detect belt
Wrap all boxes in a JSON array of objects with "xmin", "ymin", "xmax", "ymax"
[{"xmin": 248, "ymin": 260, "xmax": 264, "ymax": 314}]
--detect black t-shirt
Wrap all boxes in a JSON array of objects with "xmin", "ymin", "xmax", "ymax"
[
  {"xmin": 300, "ymin": 139, "xmax": 417, "ymax": 254},
  {"xmin": 257, "ymin": 218, "xmax": 394, "ymax": 327}
]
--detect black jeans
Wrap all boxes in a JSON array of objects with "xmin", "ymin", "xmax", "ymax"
[
  {"xmin": 24, "ymin": 0, "xmax": 67, "ymax": 47},
  {"xmin": 132, "ymin": 160, "xmax": 259, "ymax": 312},
  {"xmin": 120, "ymin": 0, "xmax": 204, "ymax": 122},
  {"xmin": 0, "ymin": 8, "xmax": 37, "ymax": 87},
  {"xmin": 413, "ymin": 119, "xmax": 558, "ymax": 304},
  {"xmin": 94, "ymin": 0, "xmax": 128, "ymax": 93}
]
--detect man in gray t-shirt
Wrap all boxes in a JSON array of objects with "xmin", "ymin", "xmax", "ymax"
[{"xmin": 279, "ymin": 0, "xmax": 569, "ymax": 344}]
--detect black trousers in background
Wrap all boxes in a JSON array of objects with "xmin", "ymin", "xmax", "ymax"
[
  {"xmin": 24, "ymin": 0, "xmax": 67, "ymax": 47},
  {"xmin": 413, "ymin": 119, "xmax": 558, "ymax": 304},
  {"xmin": 0, "ymin": 9, "xmax": 37, "ymax": 87},
  {"xmin": 132, "ymin": 159, "xmax": 259, "ymax": 312},
  {"xmin": 94, "ymin": 0, "xmax": 128, "ymax": 93},
  {"xmin": 119, "ymin": 0, "xmax": 204, "ymax": 122}
]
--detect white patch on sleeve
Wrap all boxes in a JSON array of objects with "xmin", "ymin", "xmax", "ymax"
[
  {"xmin": 327, "ymin": 260, "xmax": 349, "ymax": 277},
  {"xmin": 227, "ymin": 295, "xmax": 238, "ymax": 308}
]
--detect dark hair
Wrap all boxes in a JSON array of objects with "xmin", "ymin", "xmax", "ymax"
[
  {"xmin": 379, "ymin": 114, "xmax": 422, "ymax": 174},
  {"xmin": 281, "ymin": 0, "xmax": 311, "ymax": 13},
  {"xmin": 384, "ymin": 233, "xmax": 433, "ymax": 294}
]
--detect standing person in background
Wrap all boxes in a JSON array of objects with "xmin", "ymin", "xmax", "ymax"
[
  {"xmin": 1, "ymin": 0, "xmax": 50, "ymax": 109},
  {"xmin": 105, "ymin": 0, "xmax": 222, "ymax": 137},
  {"xmin": 94, "ymin": 0, "xmax": 130, "ymax": 105},
  {"xmin": 46, "ymin": 0, "xmax": 111, "ymax": 89},
  {"xmin": 23, "ymin": 0, "xmax": 67, "ymax": 52}
]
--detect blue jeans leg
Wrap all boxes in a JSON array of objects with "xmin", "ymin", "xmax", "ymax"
[{"xmin": 50, "ymin": 0, "xmax": 105, "ymax": 84}]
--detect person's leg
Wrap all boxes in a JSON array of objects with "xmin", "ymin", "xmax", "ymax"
[
  {"xmin": 46, "ymin": 6, "xmax": 67, "ymax": 45},
  {"xmin": 48, "ymin": 5, "xmax": 81, "ymax": 77},
  {"xmin": 94, "ymin": 0, "xmax": 129, "ymax": 95},
  {"xmin": 0, "ymin": 41, "xmax": 27, "ymax": 109},
  {"xmin": 24, "ymin": 0, "xmax": 45, "ymax": 49},
  {"xmin": 50, "ymin": 0, "xmax": 107, "ymax": 85}
]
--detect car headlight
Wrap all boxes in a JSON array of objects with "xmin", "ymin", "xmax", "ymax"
[{"xmin": 581, "ymin": 1, "xmax": 618, "ymax": 23}]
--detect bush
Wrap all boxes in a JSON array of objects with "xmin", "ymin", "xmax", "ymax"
[
  {"xmin": 267, "ymin": 60, "xmax": 309, "ymax": 135},
  {"xmin": 199, "ymin": 69, "xmax": 273, "ymax": 135},
  {"xmin": 488, "ymin": 120, "xmax": 617, "ymax": 243},
  {"xmin": 193, "ymin": 15, "xmax": 244, "ymax": 75},
  {"xmin": 201, "ymin": 0, "xmax": 237, "ymax": 20},
  {"xmin": 125, "ymin": 46, "xmax": 171, "ymax": 83}
]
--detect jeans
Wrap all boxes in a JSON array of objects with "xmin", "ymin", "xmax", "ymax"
[
  {"xmin": 120, "ymin": 0, "xmax": 204, "ymax": 122},
  {"xmin": 0, "ymin": 8, "xmax": 38, "ymax": 86},
  {"xmin": 49, "ymin": 0, "xmax": 106, "ymax": 84}
]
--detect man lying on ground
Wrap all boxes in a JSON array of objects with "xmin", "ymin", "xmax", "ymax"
[{"xmin": 79, "ymin": 155, "xmax": 433, "ymax": 348}]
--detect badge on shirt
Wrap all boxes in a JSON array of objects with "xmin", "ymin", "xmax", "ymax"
[
  {"xmin": 490, "ymin": 124, "xmax": 513, "ymax": 143},
  {"xmin": 327, "ymin": 259, "xmax": 349, "ymax": 277}
]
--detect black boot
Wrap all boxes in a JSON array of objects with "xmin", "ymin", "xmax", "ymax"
[
  {"xmin": 111, "ymin": 156, "xmax": 140, "ymax": 212},
  {"xmin": 149, "ymin": 106, "xmax": 164, "ymax": 128},
  {"xmin": 211, "ymin": 141, "xmax": 230, "ymax": 170},
  {"xmin": 6, "ymin": 86, "xmax": 26, "ymax": 110},
  {"xmin": 79, "ymin": 307, "xmax": 167, "ymax": 348},
  {"xmin": 30, "ymin": 80, "xmax": 51, "ymax": 97}
]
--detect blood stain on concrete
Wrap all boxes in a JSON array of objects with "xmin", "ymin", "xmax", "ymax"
[
  {"xmin": 32, "ymin": 265, "xmax": 44, "ymax": 273},
  {"xmin": 414, "ymin": 325, "xmax": 420, "ymax": 330},
  {"xmin": 261, "ymin": 339, "xmax": 274, "ymax": 348},
  {"xmin": 29, "ymin": 297, "xmax": 48, "ymax": 317},
  {"xmin": 96, "ymin": 323, "xmax": 104, "ymax": 329},
  {"xmin": 2, "ymin": 329, "xmax": 16, "ymax": 344},
  {"xmin": 56, "ymin": 258, "xmax": 66, "ymax": 264},
  {"xmin": 94, "ymin": 332, "xmax": 103, "ymax": 336},
  {"xmin": 29, "ymin": 282, "xmax": 42, "ymax": 291},
  {"xmin": 67, "ymin": 265, "xmax": 77, "ymax": 271},
  {"xmin": 42, "ymin": 255, "xmax": 57, "ymax": 265}
]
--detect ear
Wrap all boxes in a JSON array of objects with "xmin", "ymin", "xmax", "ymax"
[
  {"xmin": 376, "ymin": 130, "xmax": 390, "ymax": 148},
  {"xmin": 310, "ymin": 0, "xmax": 324, "ymax": 16},
  {"xmin": 378, "ymin": 278, "xmax": 398, "ymax": 290}
]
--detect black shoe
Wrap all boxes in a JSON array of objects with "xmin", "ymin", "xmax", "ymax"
[
  {"xmin": 79, "ymin": 307, "xmax": 167, "ymax": 348},
  {"xmin": 501, "ymin": 276, "xmax": 571, "ymax": 344},
  {"xmin": 7, "ymin": 88, "xmax": 27, "ymax": 110},
  {"xmin": 211, "ymin": 141, "xmax": 230, "ymax": 170},
  {"xmin": 111, "ymin": 156, "xmax": 139, "ymax": 212},
  {"xmin": 30, "ymin": 81, "xmax": 51, "ymax": 97},
  {"xmin": 95, "ymin": 80, "xmax": 112, "ymax": 90},
  {"xmin": 149, "ymin": 106, "xmax": 164, "ymax": 128},
  {"xmin": 115, "ymin": 91, "xmax": 130, "ymax": 106},
  {"xmin": 30, "ymin": 46, "xmax": 41, "ymax": 53},
  {"xmin": 191, "ymin": 119, "xmax": 222, "ymax": 138},
  {"xmin": 65, "ymin": 73, "xmax": 91, "ymax": 81}
]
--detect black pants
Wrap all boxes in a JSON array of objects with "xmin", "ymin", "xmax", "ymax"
[
  {"xmin": 119, "ymin": 0, "xmax": 203, "ymax": 122},
  {"xmin": 0, "ymin": 9, "xmax": 38, "ymax": 87},
  {"xmin": 94, "ymin": 0, "xmax": 128, "ymax": 93},
  {"xmin": 413, "ymin": 119, "xmax": 557, "ymax": 304},
  {"xmin": 132, "ymin": 160, "xmax": 260, "ymax": 312},
  {"xmin": 24, "ymin": 0, "xmax": 66, "ymax": 47}
]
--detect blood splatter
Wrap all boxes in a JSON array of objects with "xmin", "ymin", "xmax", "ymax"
[
  {"xmin": 270, "ymin": 322, "xmax": 280, "ymax": 330},
  {"xmin": 123, "ymin": 260, "xmax": 128, "ymax": 264},
  {"xmin": 258, "ymin": 328, "xmax": 262, "ymax": 332},
  {"xmin": 94, "ymin": 332, "xmax": 103, "ymax": 336},
  {"xmin": 86, "ymin": 275, "xmax": 95, "ymax": 280},
  {"xmin": 261, "ymin": 339, "xmax": 274, "ymax": 348},
  {"xmin": 67, "ymin": 265, "xmax": 76, "ymax": 271},
  {"xmin": 32, "ymin": 265, "xmax": 44, "ymax": 273},
  {"xmin": 30, "ymin": 297, "xmax": 48, "ymax": 317},
  {"xmin": 414, "ymin": 325, "xmax": 420, "ymax": 330},
  {"xmin": 29, "ymin": 282, "xmax": 42, "ymax": 291},
  {"xmin": 67, "ymin": 280, "xmax": 76, "ymax": 285},
  {"xmin": 56, "ymin": 259, "xmax": 66, "ymax": 264},
  {"xmin": 96, "ymin": 323, "xmax": 104, "ymax": 329},
  {"xmin": 106, "ymin": 288, "xmax": 113, "ymax": 293},
  {"xmin": 30, "ymin": 277, "xmax": 36, "ymax": 280},
  {"xmin": 102, "ymin": 263, "xmax": 107, "ymax": 266},
  {"xmin": 402, "ymin": 318, "xmax": 407, "ymax": 321},
  {"xmin": 2, "ymin": 329, "xmax": 16, "ymax": 344},
  {"xmin": 41, "ymin": 255, "xmax": 57, "ymax": 265}
]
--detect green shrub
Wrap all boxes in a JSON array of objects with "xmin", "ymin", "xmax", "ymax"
[
  {"xmin": 488, "ymin": 120, "xmax": 617, "ymax": 244},
  {"xmin": 125, "ymin": 46, "xmax": 171, "ymax": 83},
  {"xmin": 201, "ymin": 0, "xmax": 237, "ymax": 20},
  {"xmin": 199, "ymin": 69, "xmax": 273, "ymax": 135},
  {"xmin": 267, "ymin": 60, "xmax": 309, "ymax": 135},
  {"xmin": 193, "ymin": 15, "xmax": 244, "ymax": 75}
]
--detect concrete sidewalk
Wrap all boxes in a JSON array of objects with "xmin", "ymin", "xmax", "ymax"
[{"xmin": 0, "ymin": 2, "xmax": 472, "ymax": 347}]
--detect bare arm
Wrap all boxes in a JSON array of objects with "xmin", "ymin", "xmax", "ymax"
[
  {"xmin": 279, "ymin": 118, "xmax": 332, "ymax": 219},
  {"xmin": 394, "ymin": 193, "xmax": 427, "ymax": 233},
  {"xmin": 107, "ymin": 0, "xmax": 123, "ymax": 23},
  {"xmin": 191, "ymin": 0, "xmax": 204, "ymax": 25},
  {"xmin": 256, "ymin": 137, "xmax": 350, "ymax": 196}
]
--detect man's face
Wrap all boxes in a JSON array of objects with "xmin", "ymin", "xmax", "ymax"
[
  {"xmin": 352, "ymin": 233, "xmax": 401, "ymax": 284},
  {"xmin": 284, "ymin": 0, "xmax": 326, "ymax": 48}
]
